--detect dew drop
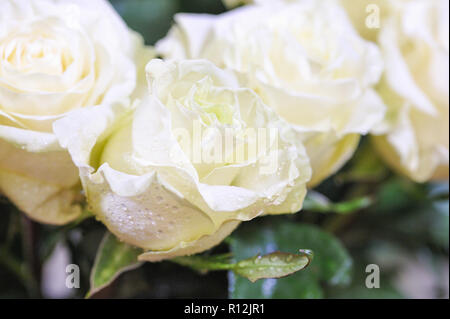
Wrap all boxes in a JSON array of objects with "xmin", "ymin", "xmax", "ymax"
[{"xmin": 269, "ymin": 255, "xmax": 279, "ymax": 263}]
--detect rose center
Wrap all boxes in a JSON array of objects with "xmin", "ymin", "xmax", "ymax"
[
  {"xmin": 183, "ymin": 77, "xmax": 235, "ymax": 126},
  {"xmin": 1, "ymin": 27, "xmax": 74, "ymax": 76}
]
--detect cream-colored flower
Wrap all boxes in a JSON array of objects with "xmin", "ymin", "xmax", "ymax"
[
  {"xmin": 0, "ymin": 0, "xmax": 152, "ymax": 224},
  {"xmin": 339, "ymin": 0, "xmax": 409, "ymax": 42},
  {"xmin": 157, "ymin": 0, "xmax": 386, "ymax": 186},
  {"xmin": 54, "ymin": 59, "xmax": 311, "ymax": 261},
  {"xmin": 369, "ymin": 0, "xmax": 449, "ymax": 182}
]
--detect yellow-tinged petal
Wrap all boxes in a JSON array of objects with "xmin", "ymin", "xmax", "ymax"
[
  {"xmin": 138, "ymin": 220, "xmax": 240, "ymax": 262},
  {"xmin": 370, "ymin": 0, "xmax": 449, "ymax": 182},
  {"xmin": 0, "ymin": 136, "xmax": 81, "ymax": 224}
]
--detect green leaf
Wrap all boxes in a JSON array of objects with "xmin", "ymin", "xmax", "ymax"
[
  {"xmin": 373, "ymin": 178, "xmax": 426, "ymax": 213},
  {"xmin": 87, "ymin": 232, "xmax": 143, "ymax": 298},
  {"xmin": 229, "ymin": 269, "xmax": 324, "ymax": 299},
  {"xmin": 304, "ymin": 191, "xmax": 372, "ymax": 214},
  {"xmin": 372, "ymin": 180, "xmax": 449, "ymax": 250},
  {"xmin": 172, "ymin": 250, "xmax": 313, "ymax": 282},
  {"xmin": 234, "ymin": 250, "xmax": 312, "ymax": 282},
  {"xmin": 228, "ymin": 218, "xmax": 352, "ymax": 299},
  {"xmin": 172, "ymin": 254, "xmax": 235, "ymax": 273}
]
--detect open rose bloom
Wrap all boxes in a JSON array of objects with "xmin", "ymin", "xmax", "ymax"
[
  {"xmin": 0, "ymin": 0, "xmax": 151, "ymax": 224},
  {"xmin": 55, "ymin": 59, "xmax": 311, "ymax": 261},
  {"xmin": 157, "ymin": 0, "xmax": 386, "ymax": 186},
  {"xmin": 372, "ymin": 0, "xmax": 449, "ymax": 182},
  {"xmin": 339, "ymin": 0, "xmax": 449, "ymax": 181}
]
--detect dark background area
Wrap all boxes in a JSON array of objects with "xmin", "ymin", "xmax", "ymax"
[{"xmin": 109, "ymin": 0, "xmax": 227, "ymax": 45}]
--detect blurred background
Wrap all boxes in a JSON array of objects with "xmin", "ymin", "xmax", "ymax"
[
  {"xmin": 0, "ymin": 0, "xmax": 448, "ymax": 299},
  {"xmin": 109, "ymin": 0, "xmax": 227, "ymax": 45}
]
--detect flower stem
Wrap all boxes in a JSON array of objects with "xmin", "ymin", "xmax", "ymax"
[
  {"xmin": 0, "ymin": 245, "xmax": 32, "ymax": 288},
  {"xmin": 172, "ymin": 254, "xmax": 235, "ymax": 272},
  {"xmin": 20, "ymin": 214, "xmax": 41, "ymax": 298}
]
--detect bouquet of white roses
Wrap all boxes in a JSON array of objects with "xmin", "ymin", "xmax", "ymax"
[{"xmin": 0, "ymin": 0, "xmax": 448, "ymax": 300}]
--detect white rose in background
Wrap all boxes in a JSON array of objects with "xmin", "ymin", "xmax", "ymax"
[
  {"xmin": 157, "ymin": 0, "xmax": 386, "ymax": 186},
  {"xmin": 0, "ymin": 0, "xmax": 152, "ymax": 224},
  {"xmin": 54, "ymin": 59, "xmax": 311, "ymax": 261},
  {"xmin": 339, "ymin": 0, "xmax": 409, "ymax": 42},
  {"xmin": 370, "ymin": 0, "xmax": 449, "ymax": 182}
]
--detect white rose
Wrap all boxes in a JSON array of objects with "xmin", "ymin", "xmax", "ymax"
[
  {"xmin": 371, "ymin": 0, "xmax": 449, "ymax": 181},
  {"xmin": 339, "ymin": 0, "xmax": 408, "ymax": 42},
  {"xmin": 0, "ymin": 0, "xmax": 152, "ymax": 224},
  {"xmin": 54, "ymin": 59, "xmax": 311, "ymax": 261},
  {"xmin": 157, "ymin": 0, "xmax": 386, "ymax": 186}
]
